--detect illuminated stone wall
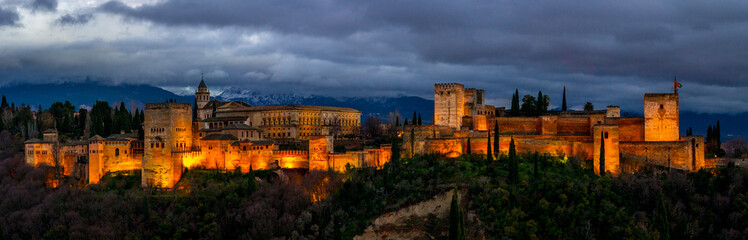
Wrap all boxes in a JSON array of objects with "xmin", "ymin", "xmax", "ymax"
[
  {"xmin": 143, "ymin": 102, "xmax": 193, "ymax": 188},
  {"xmin": 644, "ymin": 93, "xmax": 679, "ymax": 141},
  {"xmin": 89, "ymin": 140, "xmax": 141, "ymax": 184},
  {"xmin": 593, "ymin": 124, "xmax": 620, "ymax": 175},
  {"xmin": 541, "ymin": 116, "xmax": 558, "ymax": 135},
  {"xmin": 607, "ymin": 117, "xmax": 644, "ymax": 141},
  {"xmin": 496, "ymin": 117, "xmax": 540, "ymax": 135},
  {"xmin": 434, "ymin": 83, "xmax": 465, "ymax": 130},
  {"xmin": 557, "ymin": 117, "xmax": 590, "ymax": 135},
  {"xmin": 620, "ymin": 136, "xmax": 704, "ymax": 172},
  {"xmin": 272, "ymin": 150, "xmax": 309, "ymax": 169}
]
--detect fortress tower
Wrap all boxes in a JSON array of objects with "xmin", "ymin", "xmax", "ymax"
[
  {"xmin": 644, "ymin": 93, "xmax": 679, "ymax": 141},
  {"xmin": 195, "ymin": 76, "xmax": 210, "ymax": 112},
  {"xmin": 142, "ymin": 102, "xmax": 193, "ymax": 188},
  {"xmin": 434, "ymin": 83, "xmax": 465, "ymax": 130}
]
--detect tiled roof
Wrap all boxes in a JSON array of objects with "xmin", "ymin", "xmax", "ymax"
[
  {"xmin": 201, "ymin": 134, "xmax": 238, "ymax": 141},
  {"xmin": 223, "ymin": 123, "xmax": 260, "ymax": 130},
  {"xmin": 200, "ymin": 116, "xmax": 248, "ymax": 122}
]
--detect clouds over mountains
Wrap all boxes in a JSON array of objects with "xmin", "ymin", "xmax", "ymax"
[{"xmin": 1, "ymin": 0, "xmax": 748, "ymax": 113}]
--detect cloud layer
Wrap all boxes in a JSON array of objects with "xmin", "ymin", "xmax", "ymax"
[{"xmin": 1, "ymin": 0, "xmax": 748, "ymax": 113}]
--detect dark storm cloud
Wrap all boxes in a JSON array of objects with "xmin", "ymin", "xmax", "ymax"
[
  {"xmin": 31, "ymin": 0, "xmax": 57, "ymax": 12},
  {"xmin": 97, "ymin": 0, "xmax": 748, "ymax": 89},
  {"xmin": 0, "ymin": 7, "xmax": 20, "ymax": 26},
  {"xmin": 4, "ymin": 0, "xmax": 748, "ymax": 113},
  {"xmin": 56, "ymin": 13, "xmax": 93, "ymax": 26}
]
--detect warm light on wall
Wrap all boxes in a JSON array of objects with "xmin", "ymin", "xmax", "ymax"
[{"xmin": 182, "ymin": 155, "xmax": 203, "ymax": 168}]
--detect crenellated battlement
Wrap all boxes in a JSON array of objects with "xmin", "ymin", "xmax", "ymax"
[
  {"xmin": 273, "ymin": 150, "xmax": 309, "ymax": 156},
  {"xmin": 434, "ymin": 83, "xmax": 465, "ymax": 90}
]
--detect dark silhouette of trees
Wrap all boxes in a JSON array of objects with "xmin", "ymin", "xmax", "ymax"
[
  {"xmin": 511, "ymin": 89, "xmax": 520, "ymax": 116},
  {"xmin": 584, "ymin": 102, "xmax": 594, "ymax": 111}
]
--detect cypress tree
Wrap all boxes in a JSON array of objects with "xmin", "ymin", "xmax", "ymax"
[
  {"xmin": 395, "ymin": 116, "xmax": 400, "ymax": 127},
  {"xmin": 417, "ymin": 113, "xmax": 422, "ymax": 125},
  {"xmin": 413, "ymin": 111, "xmax": 417, "ymax": 125},
  {"xmin": 716, "ymin": 120, "xmax": 721, "ymax": 145},
  {"xmin": 193, "ymin": 98, "xmax": 198, "ymax": 121},
  {"xmin": 654, "ymin": 190, "xmax": 670, "ymax": 240},
  {"xmin": 466, "ymin": 138, "xmax": 471, "ymax": 155},
  {"xmin": 487, "ymin": 130, "xmax": 493, "ymax": 161},
  {"xmin": 599, "ymin": 131, "xmax": 605, "ymax": 176},
  {"xmin": 494, "ymin": 120, "xmax": 500, "ymax": 156},
  {"xmin": 391, "ymin": 136, "xmax": 401, "ymax": 161},
  {"xmin": 0, "ymin": 95, "xmax": 7, "ymax": 109},
  {"xmin": 448, "ymin": 190, "xmax": 465, "ymax": 240},
  {"xmin": 707, "ymin": 125, "xmax": 713, "ymax": 154},
  {"xmin": 410, "ymin": 127, "xmax": 415, "ymax": 156},
  {"xmin": 537, "ymin": 91, "xmax": 543, "ymax": 116},
  {"xmin": 508, "ymin": 138, "xmax": 518, "ymax": 184},
  {"xmin": 404, "ymin": 118, "xmax": 408, "ymax": 126},
  {"xmin": 212, "ymin": 103, "xmax": 217, "ymax": 118},
  {"xmin": 562, "ymin": 86, "xmax": 567, "ymax": 111},
  {"xmin": 511, "ymin": 89, "xmax": 520, "ymax": 115},
  {"xmin": 533, "ymin": 152, "xmax": 539, "ymax": 179}
]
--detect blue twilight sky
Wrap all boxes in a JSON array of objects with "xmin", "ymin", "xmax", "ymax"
[{"xmin": 1, "ymin": 0, "xmax": 748, "ymax": 113}]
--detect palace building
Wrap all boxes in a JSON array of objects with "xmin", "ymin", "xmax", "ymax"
[{"xmin": 25, "ymin": 79, "xmax": 388, "ymax": 188}]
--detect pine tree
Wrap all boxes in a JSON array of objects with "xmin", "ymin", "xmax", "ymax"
[
  {"xmin": 494, "ymin": 120, "xmax": 500, "ymax": 156},
  {"xmin": 599, "ymin": 131, "xmax": 605, "ymax": 176},
  {"xmin": 448, "ymin": 190, "xmax": 465, "ymax": 240},
  {"xmin": 466, "ymin": 138, "xmax": 471, "ymax": 155},
  {"xmin": 487, "ymin": 130, "xmax": 493, "ymax": 161},
  {"xmin": 562, "ymin": 86, "xmax": 567, "ymax": 111},
  {"xmin": 417, "ymin": 113, "xmax": 422, "ymax": 125}
]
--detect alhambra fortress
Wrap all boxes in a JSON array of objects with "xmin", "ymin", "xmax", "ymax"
[{"xmin": 24, "ymin": 79, "xmax": 705, "ymax": 188}]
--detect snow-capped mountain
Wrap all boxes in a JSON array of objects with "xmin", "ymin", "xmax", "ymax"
[{"xmin": 216, "ymin": 87, "xmax": 434, "ymax": 123}]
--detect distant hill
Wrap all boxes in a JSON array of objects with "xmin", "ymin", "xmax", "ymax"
[
  {"xmin": 0, "ymin": 82, "xmax": 743, "ymax": 139},
  {"xmin": 0, "ymin": 81, "xmax": 192, "ymax": 111}
]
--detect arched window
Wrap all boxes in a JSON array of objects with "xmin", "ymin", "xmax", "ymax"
[{"xmin": 115, "ymin": 148, "xmax": 120, "ymax": 156}]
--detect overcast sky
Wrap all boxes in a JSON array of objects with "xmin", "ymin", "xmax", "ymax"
[{"xmin": 0, "ymin": 0, "xmax": 747, "ymax": 113}]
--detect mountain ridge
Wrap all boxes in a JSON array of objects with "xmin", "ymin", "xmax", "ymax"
[{"xmin": 0, "ymin": 82, "xmax": 743, "ymax": 139}]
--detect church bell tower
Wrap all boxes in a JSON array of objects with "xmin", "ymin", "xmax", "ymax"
[{"xmin": 195, "ymin": 75, "xmax": 210, "ymax": 111}]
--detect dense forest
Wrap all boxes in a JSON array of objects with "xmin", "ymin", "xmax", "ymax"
[
  {"xmin": 0, "ymin": 95, "xmax": 144, "ymax": 142},
  {"xmin": 2, "ymin": 136, "xmax": 748, "ymax": 239}
]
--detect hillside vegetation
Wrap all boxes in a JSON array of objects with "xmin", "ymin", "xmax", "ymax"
[{"xmin": 1, "ymin": 146, "xmax": 747, "ymax": 239}]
